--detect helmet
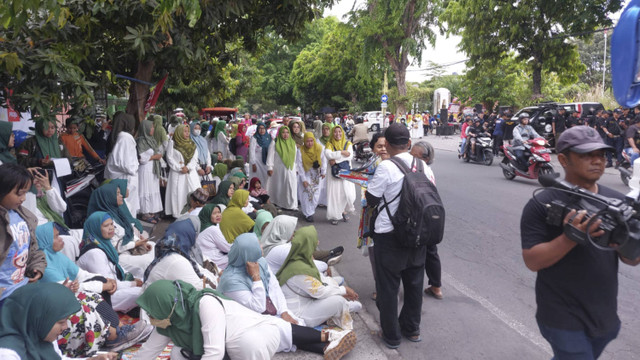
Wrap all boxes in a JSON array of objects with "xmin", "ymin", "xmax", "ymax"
[
  {"xmin": 355, "ymin": 116, "xmax": 364, "ymax": 124},
  {"xmin": 518, "ymin": 112, "xmax": 530, "ymax": 123}
]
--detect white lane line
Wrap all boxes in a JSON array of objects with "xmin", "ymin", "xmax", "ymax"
[{"xmin": 442, "ymin": 271, "xmax": 553, "ymax": 355}]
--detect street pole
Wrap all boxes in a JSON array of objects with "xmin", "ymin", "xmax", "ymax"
[
  {"xmin": 383, "ymin": 70, "xmax": 388, "ymax": 128},
  {"xmin": 603, "ymin": 29, "xmax": 607, "ymax": 95}
]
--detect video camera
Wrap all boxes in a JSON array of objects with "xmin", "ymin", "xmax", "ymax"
[{"xmin": 537, "ymin": 174, "xmax": 640, "ymax": 260}]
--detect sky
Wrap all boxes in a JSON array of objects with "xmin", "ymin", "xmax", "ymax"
[{"xmin": 323, "ymin": 0, "xmax": 631, "ymax": 84}]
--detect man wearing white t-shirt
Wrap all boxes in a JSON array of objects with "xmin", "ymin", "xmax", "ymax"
[{"xmin": 365, "ymin": 123, "xmax": 435, "ymax": 349}]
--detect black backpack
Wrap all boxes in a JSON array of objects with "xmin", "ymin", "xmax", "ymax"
[{"xmin": 381, "ymin": 156, "xmax": 445, "ymax": 247}]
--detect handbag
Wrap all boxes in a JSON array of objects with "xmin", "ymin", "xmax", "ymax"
[
  {"xmin": 330, "ymin": 142, "xmax": 351, "ymax": 178},
  {"xmin": 200, "ymin": 165, "xmax": 216, "ymax": 198}
]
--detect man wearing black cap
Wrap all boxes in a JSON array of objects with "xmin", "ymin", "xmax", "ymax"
[
  {"xmin": 366, "ymin": 123, "xmax": 435, "ymax": 349},
  {"xmin": 520, "ymin": 126, "xmax": 640, "ymax": 359}
]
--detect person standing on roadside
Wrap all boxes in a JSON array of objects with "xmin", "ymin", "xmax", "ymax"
[
  {"xmin": 409, "ymin": 141, "xmax": 442, "ymax": 300},
  {"xmin": 365, "ymin": 123, "xmax": 435, "ymax": 349},
  {"xmin": 521, "ymin": 126, "xmax": 640, "ymax": 359},
  {"xmin": 603, "ymin": 109, "xmax": 624, "ymax": 168},
  {"xmin": 552, "ymin": 107, "xmax": 567, "ymax": 147}
]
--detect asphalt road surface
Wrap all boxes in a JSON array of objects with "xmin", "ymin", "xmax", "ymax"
[{"xmin": 309, "ymin": 146, "xmax": 640, "ymax": 360}]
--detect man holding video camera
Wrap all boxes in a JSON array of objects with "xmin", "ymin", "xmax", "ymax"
[{"xmin": 521, "ymin": 126, "xmax": 640, "ymax": 359}]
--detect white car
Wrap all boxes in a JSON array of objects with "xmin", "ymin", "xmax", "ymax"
[{"xmin": 362, "ymin": 111, "xmax": 390, "ymax": 132}]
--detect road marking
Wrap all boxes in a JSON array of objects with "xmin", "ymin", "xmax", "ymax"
[{"xmin": 442, "ymin": 271, "xmax": 552, "ymax": 355}]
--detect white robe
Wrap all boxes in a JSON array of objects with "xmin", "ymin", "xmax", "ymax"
[
  {"xmin": 165, "ymin": 140, "xmax": 200, "ymax": 217},
  {"xmin": 105, "ymin": 132, "xmax": 140, "ymax": 216},
  {"xmin": 216, "ymin": 132, "xmax": 231, "ymax": 160},
  {"xmin": 76, "ymin": 248, "xmax": 142, "ymax": 312},
  {"xmin": 137, "ymin": 148, "xmax": 163, "ymax": 214},
  {"xmin": 249, "ymin": 137, "xmax": 269, "ymax": 187},
  {"xmin": 324, "ymin": 144, "xmax": 356, "ymax": 220},
  {"xmin": 266, "ymin": 142, "xmax": 299, "ymax": 210},
  {"xmin": 317, "ymin": 140, "xmax": 329, "ymax": 206},
  {"xmin": 296, "ymin": 148, "xmax": 327, "ymax": 217},
  {"xmin": 196, "ymin": 225, "xmax": 231, "ymax": 270},
  {"xmin": 110, "ymin": 222, "xmax": 155, "ymax": 279},
  {"xmin": 411, "ymin": 117, "xmax": 424, "ymax": 138}
]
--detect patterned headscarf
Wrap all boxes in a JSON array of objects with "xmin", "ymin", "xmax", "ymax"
[{"xmin": 173, "ymin": 124, "xmax": 196, "ymax": 165}]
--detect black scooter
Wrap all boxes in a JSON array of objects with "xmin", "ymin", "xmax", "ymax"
[{"xmin": 461, "ymin": 134, "xmax": 494, "ymax": 166}]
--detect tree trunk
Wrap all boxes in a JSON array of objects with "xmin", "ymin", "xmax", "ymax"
[
  {"xmin": 532, "ymin": 63, "xmax": 542, "ymax": 100},
  {"xmin": 125, "ymin": 60, "xmax": 156, "ymax": 126},
  {"xmin": 395, "ymin": 68, "xmax": 407, "ymax": 115}
]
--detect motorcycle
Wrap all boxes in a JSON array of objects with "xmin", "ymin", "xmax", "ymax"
[
  {"xmin": 499, "ymin": 137, "xmax": 556, "ymax": 180},
  {"xmin": 64, "ymin": 160, "xmax": 105, "ymax": 229},
  {"xmin": 353, "ymin": 140, "xmax": 374, "ymax": 163},
  {"xmin": 460, "ymin": 134, "xmax": 494, "ymax": 166},
  {"xmin": 619, "ymin": 150, "xmax": 632, "ymax": 186}
]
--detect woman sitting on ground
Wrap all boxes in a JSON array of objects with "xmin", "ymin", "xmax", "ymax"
[
  {"xmin": 143, "ymin": 216, "xmax": 218, "ymax": 290},
  {"xmin": 87, "ymin": 182, "xmax": 153, "ymax": 278},
  {"xmin": 196, "ymin": 203, "xmax": 230, "ymax": 270},
  {"xmin": 276, "ymin": 226, "xmax": 361, "ymax": 329},
  {"xmin": 0, "ymin": 282, "xmax": 118, "ymax": 360},
  {"xmin": 36, "ymin": 222, "xmax": 151, "ymax": 355},
  {"xmin": 218, "ymin": 233, "xmax": 357, "ymax": 359},
  {"xmin": 253, "ymin": 209, "xmax": 273, "ymax": 241},
  {"xmin": 210, "ymin": 180, "xmax": 234, "ymax": 206},
  {"xmin": 220, "ymin": 189, "xmax": 255, "ymax": 244},
  {"xmin": 76, "ymin": 211, "xmax": 143, "ymax": 313},
  {"xmin": 133, "ymin": 280, "xmax": 282, "ymax": 360}
]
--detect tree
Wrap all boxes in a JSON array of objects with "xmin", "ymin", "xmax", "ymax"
[
  {"xmin": 443, "ymin": 0, "xmax": 622, "ymax": 99},
  {"xmin": 1, "ymin": 0, "xmax": 333, "ymax": 121},
  {"xmin": 350, "ymin": 0, "xmax": 442, "ymax": 115},
  {"xmin": 290, "ymin": 18, "xmax": 383, "ymax": 112},
  {"xmin": 571, "ymin": 30, "xmax": 612, "ymax": 89}
]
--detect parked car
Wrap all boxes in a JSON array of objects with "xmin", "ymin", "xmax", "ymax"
[
  {"xmin": 362, "ymin": 111, "xmax": 390, "ymax": 132},
  {"xmin": 510, "ymin": 101, "xmax": 604, "ymax": 150},
  {"xmin": 557, "ymin": 102, "xmax": 604, "ymax": 117}
]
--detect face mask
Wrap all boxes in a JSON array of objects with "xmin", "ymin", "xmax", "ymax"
[
  {"xmin": 193, "ymin": 130, "xmax": 201, "ymax": 136},
  {"xmin": 149, "ymin": 300, "xmax": 177, "ymax": 329}
]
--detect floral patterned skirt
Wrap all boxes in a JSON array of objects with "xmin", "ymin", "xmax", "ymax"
[{"xmin": 57, "ymin": 291, "xmax": 111, "ymax": 357}]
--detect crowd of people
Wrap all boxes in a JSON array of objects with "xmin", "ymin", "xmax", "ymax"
[{"xmin": 0, "ymin": 109, "xmax": 421, "ymax": 359}]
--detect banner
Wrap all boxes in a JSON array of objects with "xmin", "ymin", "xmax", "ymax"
[
  {"xmin": 144, "ymin": 74, "xmax": 168, "ymax": 115},
  {"xmin": 4, "ymin": 89, "xmax": 20, "ymax": 122}
]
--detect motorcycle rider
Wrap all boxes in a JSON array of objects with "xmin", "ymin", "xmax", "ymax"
[
  {"xmin": 512, "ymin": 113, "xmax": 541, "ymax": 171},
  {"xmin": 459, "ymin": 115, "xmax": 473, "ymax": 159},
  {"xmin": 349, "ymin": 116, "xmax": 369, "ymax": 156},
  {"xmin": 466, "ymin": 118, "xmax": 490, "ymax": 159}
]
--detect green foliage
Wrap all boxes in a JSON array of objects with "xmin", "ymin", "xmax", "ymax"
[
  {"xmin": 290, "ymin": 18, "xmax": 383, "ymax": 112},
  {"xmin": 350, "ymin": 0, "xmax": 443, "ymax": 113},
  {"xmin": 571, "ymin": 30, "xmax": 612, "ymax": 89},
  {"xmin": 443, "ymin": 0, "xmax": 622, "ymax": 97},
  {"xmin": 1, "ymin": 0, "xmax": 334, "ymax": 118}
]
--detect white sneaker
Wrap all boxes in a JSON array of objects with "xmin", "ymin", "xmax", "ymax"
[
  {"xmin": 348, "ymin": 300, "xmax": 362, "ymax": 313},
  {"xmin": 323, "ymin": 329, "xmax": 356, "ymax": 360}
]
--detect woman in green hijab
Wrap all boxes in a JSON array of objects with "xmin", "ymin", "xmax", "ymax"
[
  {"xmin": 220, "ymin": 189, "xmax": 255, "ymax": 244},
  {"xmin": 276, "ymin": 226, "xmax": 360, "ymax": 329},
  {"xmin": 0, "ymin": 282, "xmax": 81, "ymax": 359},
  {"xmin": 266, "ymin": 126, "xmax": 299, "ymax": 210},
  {"xmin": 17, "ymin": 117, "xmax": 71, "ymax": 168},
  {"xmin": 210, "ymin": 180, "xmax": 234, "ymax": 206},
  {"xmin": 210, "ymin": 120, "xmax": 230, "ymax": 160},
  {"xmin": 166, "ymin": 124, "xmax": 201, "ymax": 218},
  {"xmin": 135, "ymin": 279, "xmax": 281, "ymax": 359},
  {"xmin": 253, "ymin": 209, "xmax": 273, "ymax": 240},
  {"xmin": 136, "ymin": 119, "xmax": 163, "ymax": 222},
  {"xmin": 0, "ymin": 121, "xmax": 16, "ymax": 164}
]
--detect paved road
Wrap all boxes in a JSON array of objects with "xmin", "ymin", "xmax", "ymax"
[
  {"xmin": 310, "ymin": 134, "xmax": 640, "ymax": 360},
  {"xmin": 150, "ymin": 134, "xmax": 640, "ymax": 359}
]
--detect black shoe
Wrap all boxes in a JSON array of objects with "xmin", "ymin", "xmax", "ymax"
[
  {"xmin": 342, "ymin": 213, "xmax": 350, "ymax": 222},
  {"xmin": 328, "ymin": 246, "xmax": 344, "ymax": 258},
  {"xmin": 606, "ymin": 162, "xmax": 613, "ymax": 168},
  {"xmin": 305, "ymin": 215, "xmax": 314, "ymax": 223}
]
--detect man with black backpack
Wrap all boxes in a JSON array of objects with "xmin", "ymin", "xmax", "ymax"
[{"xmin": 365, "ymin": 123, "xmax": 443, "ymax": 349}]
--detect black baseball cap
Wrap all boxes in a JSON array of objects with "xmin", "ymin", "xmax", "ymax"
[
  {"xmin": 384, "ymin": 123, "xmax": 410, "ymax": 145},
  {"xmin": 556, "ymin": 126, "xmax": 613, "ymax": 154}
]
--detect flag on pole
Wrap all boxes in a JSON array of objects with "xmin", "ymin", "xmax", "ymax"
[{"xmin": 144, "ymin": 74, "xmax": 168, "ymax": 115}]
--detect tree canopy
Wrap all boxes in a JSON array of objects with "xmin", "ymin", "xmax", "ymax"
[{"xmin": 443, "ymin": 0, "xmax": 622, "ymax": 99}]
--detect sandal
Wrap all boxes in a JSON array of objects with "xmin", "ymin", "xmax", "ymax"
[{"xmin": 141, "ymin": 215, "xmax": 158, "ymax": 224}]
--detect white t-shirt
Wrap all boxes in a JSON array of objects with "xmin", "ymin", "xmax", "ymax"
[{"xmin": 367, "ymin": 152, "xmax": 435, "ymax": 234}]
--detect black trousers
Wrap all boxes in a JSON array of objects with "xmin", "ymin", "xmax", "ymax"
[
  {"xmin": 425, "ymin": 244, "xmax": 441, "ymax": 288},
  {"xmin": 373, "ymin": 231, "xmax": 426, "ymax": 345}
]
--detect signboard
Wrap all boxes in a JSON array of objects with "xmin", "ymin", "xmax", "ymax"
[
  {"xmin": 381, "ymin": 102, "xmax": 388, "ymax": 108},
  {"xmin": 448, "ymin": 103, "xmax": 460, "ymax": 114},
  {"xmin": 381, "ymin": 94, "xmax": 388, "ymax": 103}
]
